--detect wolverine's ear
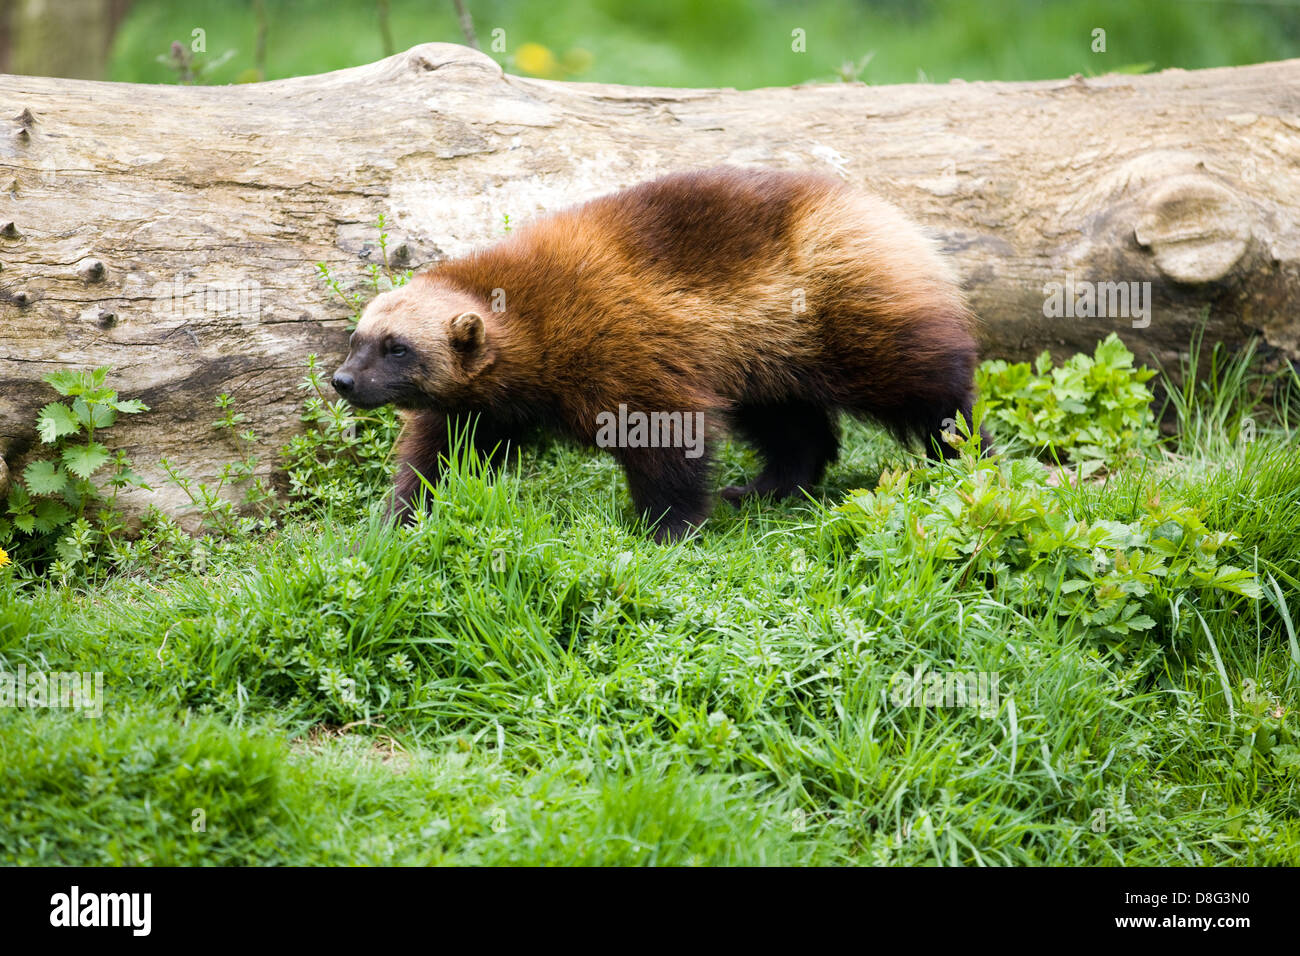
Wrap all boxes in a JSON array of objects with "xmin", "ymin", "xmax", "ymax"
[{"xmin": 449, "ymin": 311, "xmax": 485, "ymax": 352}]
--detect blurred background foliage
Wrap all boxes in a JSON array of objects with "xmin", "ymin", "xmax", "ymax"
[{"xmin": 0, "ymin": 0, "xmax": 1296, "ymax": 88}]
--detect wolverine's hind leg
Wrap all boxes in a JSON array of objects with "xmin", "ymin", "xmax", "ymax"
[
  {"xmin": 843, "ymin": 316, "xmax": 991, "ymax": 461},
  {"xmin": 920, "ymin": 389, "xmax": 994, "ymax": 461},
  {"xmin": 868, "ymin": 390, "xmax": 992, "ymax": 462},
  {"xmin": 721, "ymin": 401, "xmax": 840, "ymax": 504}
]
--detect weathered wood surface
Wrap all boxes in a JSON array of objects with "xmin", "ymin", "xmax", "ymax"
[{"xmin": 1, "ymin": 43, "xmax": 1298, "ymax": 516}]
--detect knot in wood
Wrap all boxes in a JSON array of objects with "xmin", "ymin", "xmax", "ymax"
[
  {"xmin": 78, "ymin": 258, "xmax": 107, "ymax": 282},
  {"xmin": 404, "ymin": 42, "xmax": 500, "ymax": 77},
  {"xmin": 1133, "ymin": 175, "xmax": 1251, "ymax": 284}
]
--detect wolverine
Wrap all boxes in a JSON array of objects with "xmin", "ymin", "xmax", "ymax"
[{"xmin": 332, "ymin": 166, "xmax": 988, "ymax": 542}]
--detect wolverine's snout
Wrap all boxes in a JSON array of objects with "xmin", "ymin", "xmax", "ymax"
[
  {"xmin": 331, "ymin": 370, "xmax": 355, "ymax": 397},
  {"xmin": 330, "ymin": 361, "xmax": 392, "ymax": 409}
]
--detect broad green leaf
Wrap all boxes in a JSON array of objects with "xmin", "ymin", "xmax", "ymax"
[
  {"xmin": 31, "ymin": 498, "xmax": 72, "ymax": 533},
  {"xmin": 71, "ymin": 396, "xmax": 114, "ymax": 429},
  {"xmin": 113, "ymin": 398, "xmax": 149, "ymax": 414},
  {"xmin": 55, "ymin": 535, "xmax": 84, "ymax": 565},
  {"xmin": 69, "ymin": 396, "xmax": 116, "ymax": 429},
  {"xmin": 23, "ymin": 459, "xmax": 68, "ymax": 495},
  {"xmin": 62, "ymin": 441, "xmax": 111, "ymax": 480},
  {"xmin": 88, "ymin": 401, "xmax": 116, "ymax": 429},
  {"xmin": 36, "ymin": 402, "xmax": 80, "ymax": 443},
  {"xmin": 42, "ymin": 369, "xmax": 83, "ymax": 396},
  {"xmin": 1194, "ymin": 565, "xmax": 1263, "ymax": 599},
  {"xmin": 6, "ymin": 484, "xmax": 31, "ymax": 512}
]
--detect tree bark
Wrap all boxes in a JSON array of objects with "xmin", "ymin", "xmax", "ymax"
[{"xmin": 1, "ymin": 44, "xmax": 1298, "ymax": 519}]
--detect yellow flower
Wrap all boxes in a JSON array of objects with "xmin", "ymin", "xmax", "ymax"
[
  {"xmin": 0, "ymin": 546, "xmax": 9, "ymax": 568},
  {"xmin": 514, "ymin": 42, "xmax": 557, "ymax": 78}
]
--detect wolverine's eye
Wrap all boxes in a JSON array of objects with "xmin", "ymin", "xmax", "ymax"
[{"xmin": 389, "ymin": 343, "xmax": 408, "ymax": 357}]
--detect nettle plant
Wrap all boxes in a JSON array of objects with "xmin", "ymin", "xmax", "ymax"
[
  {"xmin": 825, "ymin": 447, "xmax": 1260, "ymax": 649},
  {"xmin": 977, "ymin": 333, "xmax": 1157, "ymax": 474},
  {"xmin": 1, "ymin": 368, "xmax": 148, "ymax": 572}
]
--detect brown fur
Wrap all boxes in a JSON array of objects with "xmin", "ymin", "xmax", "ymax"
[{"xmin": 332, "ymin": 166, "xmax": 987, "ymax": 541}]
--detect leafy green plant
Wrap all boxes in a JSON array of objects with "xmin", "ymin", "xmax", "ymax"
[
  {"xmin": 1, "ymin": 367, "xmax": 148, "ymax": 573},
  {"xmin": 315, "ymin": 261, "xmax": 367, "ymax": 326},
  {"xmin": 289, "ymin": 217, "xmax": 415, "ymax": 517},
  {"xmin": 978, "ymin": 333, "xmax": 1157, "ymax": 473},
  {"xmin": 144, "ymin": 217, "xmax": 412, "ymax": 538},
  {"xmin": 824, "ymin": 443, "xmax": 1261, "ymax": 647}
]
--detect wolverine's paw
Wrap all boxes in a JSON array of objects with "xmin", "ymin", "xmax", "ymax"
[
  {"xmin": 720, "ymin": 478, "xmax": 807, "ymax": 506},
  {"xmin": 720, "ymin": 483, "xmax": 758, "ymax": 506},
  {"xmin": 651, "ymin": 517, "xmax": 705, "ymax": 544}
]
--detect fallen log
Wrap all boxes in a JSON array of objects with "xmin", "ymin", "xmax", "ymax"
[{"xmin": 1, "ymin": 43, "xmax": 1298, "ymax": 519}]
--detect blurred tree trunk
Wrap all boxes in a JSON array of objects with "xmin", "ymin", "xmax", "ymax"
[
  {"xmin": 1, "ymin": 44, "xmax": 1298, "ymax": 518},
  {"xmin": 0, "ymin": 0, "xmax": 131, "ymax": 80}
]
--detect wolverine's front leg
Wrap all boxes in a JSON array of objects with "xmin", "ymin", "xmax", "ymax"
[
  {"xmin": 390, "ymin": 411, "xmax": 519, "ymax": 523},
  {"xmin": 390, "ymin": 410, "xmax": 449, "ymax": 523},
  {"xmin": 617, "ymin": 447, "xmax": 714, "ymax": 543}
]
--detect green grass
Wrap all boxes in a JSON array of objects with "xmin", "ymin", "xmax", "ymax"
[
  {"xmin": 105, "ymin": 0, "xmax": 1300, "ymax": 89},
  {"xmin": 3, "ymin": 337, "xmax": 1298, "ymax": 866}
]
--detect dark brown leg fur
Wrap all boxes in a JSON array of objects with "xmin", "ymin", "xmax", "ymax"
[
  {"xmin": 617, "ymin": 447, "xmax": 714, "ymax": 543},
  {"xmin": 838, "ymin": 316, "xmax": 992, "ymax": 461},
  {"xmin": 865, "ymin": 389, "xmax": 993, "ymax": 462},
  {"xmin": 920, "ymin": 389, "xmax": 994, "ymax": 461},
  {"xmin": 721, "ymin": 401, "xmax": 840, "ymax": 504},
  {"xmin": 389, "ymin": 411, "xmax": 517, "ymax": 523},
  {"xmin": 390, "ymin": 410, "xmax": 447, "ymax": 523}
]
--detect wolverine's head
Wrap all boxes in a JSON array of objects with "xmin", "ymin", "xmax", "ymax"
[{"xmin": 332, "ymin": 278, "xmax": 494, "ymax": 410}]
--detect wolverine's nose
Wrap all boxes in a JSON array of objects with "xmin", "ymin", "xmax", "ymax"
[{"xmin": 331, "ymin": 372, "xmax": 355, "ymax": 396}]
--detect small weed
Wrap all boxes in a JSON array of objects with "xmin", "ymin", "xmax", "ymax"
[{"xmin": 317, "ymin": 216, "xmax": 413, "ymax": 330}]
